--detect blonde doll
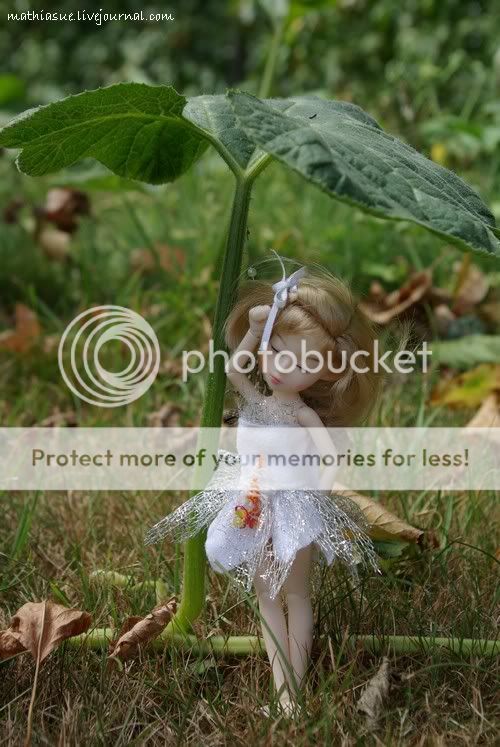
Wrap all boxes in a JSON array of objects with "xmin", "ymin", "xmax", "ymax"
[{"xmin": 146, "ymin": 255, "xmax": 380, "ymax": 716}]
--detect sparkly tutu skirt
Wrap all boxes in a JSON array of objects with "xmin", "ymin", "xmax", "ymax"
[{"xmin": 145, "ymin": 451, "xmax": 379, "ymax": 600}]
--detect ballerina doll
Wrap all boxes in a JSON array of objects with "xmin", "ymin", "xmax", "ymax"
[{"xmin": 146, "ymin": 255, "xmax": 381, "ymax": 716}]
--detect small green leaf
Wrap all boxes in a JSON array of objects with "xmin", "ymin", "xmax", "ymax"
[
  {"xmin": 372, "ymin": 539, "xmax": 410, "ymax": 559},
  {"xmin": 229, "ymin": 92, "xmax": 500, "ymax": 258},
  {"xmin": 431, "ymin": 335, "xmax": 500, "ymax": 369},
  {"xmin": 0, "ymin": 83, "xmax": 208, "ymax": 184}
]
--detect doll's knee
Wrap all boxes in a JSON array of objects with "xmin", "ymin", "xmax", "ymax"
[
  {"xmin": 282, "ymin": 573, "xmax": 311, "ymax": 598},
  {"xmin": 286, "ymin": 590, "xmax": 312, "ymax": 606}
]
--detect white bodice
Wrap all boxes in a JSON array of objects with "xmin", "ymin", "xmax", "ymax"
[{"xmin": 235, "ymin": 395, "xmax": 322, "ymax": 490}]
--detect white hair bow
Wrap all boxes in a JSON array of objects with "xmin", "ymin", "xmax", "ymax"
[{"xmin": 259, "ymin": 252, "xmax": 307, "ymax": 352}]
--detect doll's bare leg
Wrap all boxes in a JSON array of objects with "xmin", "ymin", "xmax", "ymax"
[
  {"xmin": 253, "ymin": 561, "xmax": 292, "ymax": 706},
  {"xmin": 282, "ymin": 544, "xmax": 314, "ymax": 697}
]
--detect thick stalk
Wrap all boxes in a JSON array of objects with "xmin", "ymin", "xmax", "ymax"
[
  {"xmin": 164, "ymin": 176, "xmax": 253, "ymax": 634},
  {"xmin": 67, "ymin": 629, "xmax": 500, "ymax": 657}
]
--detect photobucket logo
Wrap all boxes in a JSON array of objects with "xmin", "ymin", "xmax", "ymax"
[
  {"xmin": 58, "ymin": 306, "xmax": 160, "ymax": 407},
  {"xmin": 182, "ymin": 340, "xmax": 432, "ymax": 381}
]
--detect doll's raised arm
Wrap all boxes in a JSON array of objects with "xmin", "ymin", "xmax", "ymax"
[
  {"xmin": 297, "ymin": 405, "xmax": 338, "ymax": 492},
  {"xmin": 226, "ymin": 305, "xmax": 270, "ymax": 401}
]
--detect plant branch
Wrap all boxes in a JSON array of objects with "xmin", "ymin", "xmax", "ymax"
[
  {"xmin": 67, "ymin": 629, "xmax": 500, "ymax": 657},
  {"xmin": 162, "ymin": 176, "xmax": 253, "ymax": 634}
]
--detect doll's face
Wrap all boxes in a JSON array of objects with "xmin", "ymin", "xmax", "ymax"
[{"xmin": 260, "ymin": 331, "xmax": 333, "ymax": 393}]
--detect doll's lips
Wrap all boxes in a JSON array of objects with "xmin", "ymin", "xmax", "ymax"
[{"xmin": 270, "ymin": 375, "xmax": 281, "ymax": 385}]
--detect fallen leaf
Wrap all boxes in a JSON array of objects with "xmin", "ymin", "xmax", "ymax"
[
  {"xmin": 3, "ymin": 197, "xmax": 24, "ymax": 224},
  {"xmin": 479, "ymin": 300, "xmax": 500, "ymax": 327},
  {"xmin": 146, "ymin": 403, "xmax": 181, "ymax": 428},
  {"xmin": 1, "ymin": 601, "xmax": 91, "ymax": 663},
  {"xmin": 109, "ymin": 597, "xmax": 177, "ymax": 662},
  {"xmin": 452, "ymin": 261, "xmax": 489, "ymax": 314},
  {"xmin": 333, "ymin": 484, "xmax": 423, "ymax": 544},
  {"xmin": 39, "ymin": 187, "xmax": 90, "ymax": 233},
  {"xmin": 359, "ymin": 271, "xmax": 432, "ymax": 324},
  {"xmin": 0, "ymin": 630, "xmax": 26, "ymax": 660},
  {"xmin": 431, "ymin": 364, "xmax": 500, "ymax": 409},
  {"xmin": 130, "ymin": 244, "xmax": 185, "ymax": 275},
  {"xmin": 357, "ymin": 657, "xmax": 390, "ymax": 730},
  {"xmin": 466, "ymin": 393, "xmax": 500, "ymax": 428},
  {"xmin": 42, "ymin": 334, "xmax": 60, "ymax": 355},
  {"xmin": 433, "ymin": 303, "xmax": 456, "ymax": 336},
  {"xmin": 0, "ymin": 304, "xmax": 41, "ymax": 353},
  {"xmin": 160, "ymin": 358, "xmax": 184, "ymax": 377},
  {"xmin": 419, "ymin": 529, "xmax": 440, "ymax": 550},
  {"xmin": 37, "ymin": 409, "xmax": 77, "ymax": 427}
]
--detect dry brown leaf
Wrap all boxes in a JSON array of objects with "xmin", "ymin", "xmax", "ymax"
[
  {"xmin": 433, "ymin": 303, "xmax": 456, "ymax": 336},
  {"xmin": 37, "ymin": 409, "xmax": 77, "ymax": 427},
  {"xmin": 2, "ymin": 601, "xmax": 91, "ymax": 663},
  {"xmin": 0, "ymin": 629, "xmax": 26, "ymax": 660},
  {"xmin": 357, "ymin": 657, "xmax": 390, "ymax": 730},
  {"xmin": 0, "ymin": 303, "xmax": 41, "ymax": 353},
  {"xmin": 146, "ymin": 403, "xmax": 181, "ymax": 428},
  {"xmin": 431, "ymin": 364, "xmax": 500, "ymax": 409},
  {"xmin": 466, "ymin": 393, "xmax": 500, "ymax": 428},
  {"xmin": 452, "ymin": 261, "xmax": 489, "ymax": 314},
  {"xmin": 333, "ymin": 483, "xmax": 423, "ymax": 543},
  {"xmin": 479, "ymin": 300, "xmax": 500, "ymax": 327},
  {"xmin": 40, "ymin": 187, "xmax": 90, "ymax": 233},
  {"xmin": 160, "ymin": 358, "xmax": 184, "ymax": 377},
  {"xmin": 42, "ymin": 334, "xmax": 60, "ymax": 355},
  {"xmin": 359, "ymin": 271, "xmax": 432, "ymax": 324},
  {"xmin": 130, "ymin": 244, "xmax": 185, "ymax": 276},
  {"xmin": 109, "ymin": 597, "xmax": 177, "ymax": 662}
]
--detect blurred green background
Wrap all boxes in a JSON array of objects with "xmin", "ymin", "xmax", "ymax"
[{"xmin": 1, "ymin": 0, "xmax": 500, "ymax": 424}]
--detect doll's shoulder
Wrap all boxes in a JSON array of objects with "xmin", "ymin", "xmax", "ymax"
[{"xmin": 296, "ymin": 404, "xmax": 324, "ymax": 428}]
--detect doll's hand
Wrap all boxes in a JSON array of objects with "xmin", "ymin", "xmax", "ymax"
[{"xmin": 248, "ymin": 305, "xmax": 271, "ymax": 337}]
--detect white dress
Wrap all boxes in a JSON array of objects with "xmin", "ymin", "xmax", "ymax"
[{"xmin": 145, "ymin": 395, "xmax": 378, "ymax": 599}]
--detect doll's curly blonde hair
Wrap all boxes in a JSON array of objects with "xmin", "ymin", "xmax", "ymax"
[{"xmin": 225, "ymin": 265, "xmax": 381, "ymax": 427}]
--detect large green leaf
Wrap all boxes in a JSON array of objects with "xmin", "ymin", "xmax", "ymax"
[
  {"xmin": 229, "ymin": 92, "xmax": 500, "ymax": 257},
  {"xmin": 0, "ymin": 83, "xmax": 208, "ymax": 184}
]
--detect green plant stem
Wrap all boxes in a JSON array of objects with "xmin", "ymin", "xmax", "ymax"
[
  {"xmin": 163, "ymin": 176, "xmax": 252, "ymax": 635},
  {"xmin": 354, "ymin": 634, "xmax": 500, "ymax": 657},
  {"xmin": 259, "ymin": 20, "xmax": 284, "ymax": 99},
  {"xmin": 67, "ymin": 629, "xmax": 500, "ymax": 657}
]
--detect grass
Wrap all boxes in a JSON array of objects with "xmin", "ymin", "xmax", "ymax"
[{"xmin": 0, "ymin": 148, "xmax": 499, "ymax": 744}]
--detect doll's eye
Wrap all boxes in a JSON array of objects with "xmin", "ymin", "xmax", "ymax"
[{"xmin": 270, "ymin": 343, "xmax": 303, "ymax": 371}]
